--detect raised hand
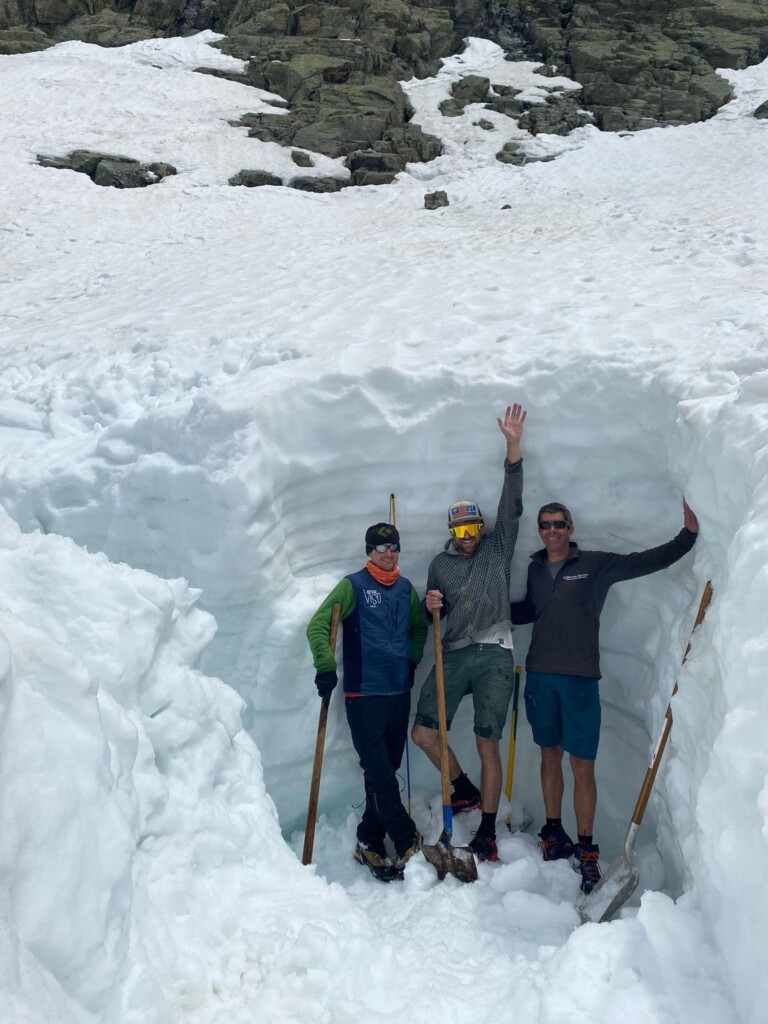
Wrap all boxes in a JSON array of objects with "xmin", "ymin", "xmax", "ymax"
[
  {"xmin": 497, "ymin": 403, "xmax": 527, "ymax": 457},
  {"xmin": 683, "ymin": 498, "xmax": 699, "ymax": 534}
]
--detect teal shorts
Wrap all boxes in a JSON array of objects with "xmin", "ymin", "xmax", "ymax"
[
  {"xmin": 414, "ymin": 644, "xmax": 515, "ymax": 740},
  {"xmin": 524, "ymin": 671, "xmax": 601, "ymax": 760}
]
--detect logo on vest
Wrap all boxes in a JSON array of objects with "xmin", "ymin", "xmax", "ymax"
[{"xmin": 363, "ymin": 589, "xmax": 382, "ymax": 606}]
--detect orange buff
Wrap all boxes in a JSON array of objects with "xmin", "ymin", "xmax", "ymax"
[{"xmin": 366, "ymin": 561, "xmax": 400, "ymax": 586}]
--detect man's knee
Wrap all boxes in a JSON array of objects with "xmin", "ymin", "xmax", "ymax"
[
  {"xmin": 475, "ymin": 735, "xmax": 500, "ymax": 764},
  {"xmin": 411, "ymin": 723, "xmax": 436, "ymax": 750},
  {"xmin": 541, "ymin": 744, "xmax": 564, "ymax": 765},
  {"xmin": 570, "ymin": 754, "xmax": 595, "ymax": 783}
]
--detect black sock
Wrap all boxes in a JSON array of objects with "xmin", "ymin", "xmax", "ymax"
[
  {"xmin": 546, "ymin": 817, "xmax": 562, "ymax": 827},
  {"xmin": 478, "ymin": 811, "xmax": 497, "ymax": 838},
  {"xmin": 578, "ymin": 834, "xmax": 594, "ymax": 846},
  {"xmin": 451, "ymin": 771, "xmax": 476, "ymax": 797}
]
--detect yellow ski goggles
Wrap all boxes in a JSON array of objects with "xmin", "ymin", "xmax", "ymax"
[{"xmin": 449, "ymin": 522, "xmax": 484, "ymax": 539}]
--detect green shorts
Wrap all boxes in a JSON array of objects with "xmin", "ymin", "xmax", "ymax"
[{"xmin": 414, "ymin": 644, "xmax": 515, "ymax": 740}]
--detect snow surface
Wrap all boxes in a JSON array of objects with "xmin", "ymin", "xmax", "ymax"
[{"xmin": 0, "ymin": 30, "xmax": 767, "ymax": 1024}]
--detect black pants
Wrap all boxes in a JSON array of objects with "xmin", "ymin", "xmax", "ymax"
[{"xmin": 345, "ymin": 692, "xmax": 416, "ymax": 857}]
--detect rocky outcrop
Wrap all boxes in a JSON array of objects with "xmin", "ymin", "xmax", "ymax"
[
  {"xmin": 7, "ymin": 0, "xmax": 768, "ymax": 141},
  {"xmin": 513, "ymin": 0, "xmax": 768, "ymax": 130},
  {"xmin": 37, "ymin": 151, "xmax": 177, "ymax": 187}
]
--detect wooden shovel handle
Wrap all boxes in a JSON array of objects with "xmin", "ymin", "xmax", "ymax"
[
  {"xmin": 630, "ymin": 581, "xmax": 713, "ymax": 825},
  {"xmin": 302, "ymin": 603, "xmax": 341, "ymax": 865},
  {"xmin": 432, "ymin": 609, "xmax": 452, "ymax": 810}
]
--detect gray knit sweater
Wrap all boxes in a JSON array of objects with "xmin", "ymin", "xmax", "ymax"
[{"xmin": 425, "ymin": 458, "xmax": 523, "ymax": 652}]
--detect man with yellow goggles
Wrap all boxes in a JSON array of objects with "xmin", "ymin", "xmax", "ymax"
[{"xmin": 412, "ymin": 403, "xmax": 527, "ymax": 866}]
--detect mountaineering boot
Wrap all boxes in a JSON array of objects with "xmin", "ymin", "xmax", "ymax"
[
  {"xmin": 572, "ymin": 842, "xmax": 601, "ymax": 894},
  {"xmin": 354, "ymin": 841, "xmax": 398, "ymax": 883},
  {"xmin": 538, "ymin": 821, "xmax": 575, "ymax": 861},
  {"xmin": 393, "ymin": 833, "xmax": 423, "ymax": 874},
  {"xmin": 450, "ymin": 772, "xmax": 481, "ymax": 814},
  {"xmin": 468, "ymin": 832, "xmax": 499, "ymax": 863}
]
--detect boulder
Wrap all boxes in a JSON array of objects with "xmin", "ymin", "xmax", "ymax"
[
  {"xmin": 229, "ymin": 169, "xmax": 283, "ymax": 186},
  {"xmin": 439, "ymin": 98, "xmax": 464, "ymax": 117},
  {"xmin": 424, "ymin": 189, "xmax": 448, "ymax": 209},
  {"xmin": 0, "ymin": 26, "xmax": 52, "ymax": 52},
  {"xmin": 451, "ymin": 74, "xmax": 490, "ymax": 105},
  {"xmin": 289, "ymin": 175, "xmax": 347, "ymax": 191},
  {"xmin": 37, "ymin": 151, "xmax": 176, "ymax": 187}
]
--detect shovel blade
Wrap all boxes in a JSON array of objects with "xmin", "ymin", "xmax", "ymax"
[
  {"xmin": 422, "ymin": 832, "xmax": 478, "ymax": 883},
  {"xmin": 578, "ymin": 851, "xmax": 639, "ymax": 924}
]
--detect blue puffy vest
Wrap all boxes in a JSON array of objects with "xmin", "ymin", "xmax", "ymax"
[{"xmin": 342, "ymin": 568, "xmax": 413, "ymax": 696}]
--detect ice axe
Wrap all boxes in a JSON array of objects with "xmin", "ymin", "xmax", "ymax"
[
  {"xmin": 580, "ymin": 581, "xmax": 713, "ymax": 923},
  {"xmin": 421, "ymin": 609, "xmax": 478, "ymax": 883},
  {"xmin": 302, "ymin": 603, "xmax": 341, "ymax": 866}
]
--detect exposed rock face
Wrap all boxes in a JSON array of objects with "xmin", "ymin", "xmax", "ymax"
[
  {"xmin": 37, "ymin": 151, "xmax": 177, "ymax": 187},
  {"xmin": 513, "ymin": 0, "xmax": 768, "ymax": 130},
  {"xmin": 7, "ymin": 0, "xmax": 768, "ymax": 144}
]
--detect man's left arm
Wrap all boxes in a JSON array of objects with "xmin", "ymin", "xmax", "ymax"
[{"xmin": 602, "ymin": 499, "xmax": 699, "ymax": 584}]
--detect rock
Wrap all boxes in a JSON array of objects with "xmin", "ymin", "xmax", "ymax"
[
  {"xmin": 229, "ymin": 169, "xmax": 283, "ymax": 186},
  {"xmin": 344, "ymin": 150, "xmax": 404, "ymax": 173},
  {"xmin": 439, "ymin": 98, "xmax": 464, "ymax": 117},
  {"xmin": 424, "ymin": 190, "xmax": 448, "ymax": 209},
  {"xmin": 345, "ymin": 149, "xmax": 402, "ymax": 184},
  {"xmin": 485, "ymin": 94, "xmax": 527, "ymax": 118},
  {"xmin": 351, "ymin": 169, "xmax": 397, "ymax": 186},
  {"xmin": 0, "ymin": 26, "xmax": 53, "ymax": 53},
  {"xmin": 37, "ymin": 150, "xmax": 176, "ymax": 187},
  {"xmin": 92, "ymin": 159, "xmax": 162, "ymax": 188},
  {"xmin": 291, "ymin": 150, "xmax": 314, "ymax": 166},
  {"xmin": 7, "ymin": 0, "xmax": 768, "ymax": 151},
  {"xmin": 451, "ymin": 74, "xmax": 490, "ymax": 105},
  {"xmin": 291, "ymin": 112, "xmax": 391, "ymax": 157},
  {"xmin": 495, "ymin": 141, "xmax": 527, "ymax": 165},
  {"xmin": 754, "ymin": 100, "xmax": 768, "ymax": 119},
  {"xmin": 517, "ymin": 95, "xmax": 593, "ymax": 135},
  {"xmin": 473, "ymin": 119, "xmax": 496, "ymax": 130},
  {"xmin": 52, "ymin": 9, "xmax": 158, "ymax": 46},
  {"xmin": 289, "ymin": 175, "xmax": 348, "ymax": 192}
]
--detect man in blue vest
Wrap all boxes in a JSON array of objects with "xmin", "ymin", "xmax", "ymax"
[{"xmin": 307, "ymin": 522, "xmax": 428, "ymax": 881}]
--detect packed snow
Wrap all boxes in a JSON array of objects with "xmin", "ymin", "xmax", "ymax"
[{"xmin": 0, "ymin": 29, "xmax": 767, "ymax": 1024}]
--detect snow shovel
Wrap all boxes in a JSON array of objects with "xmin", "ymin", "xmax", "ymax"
[
  {"xmin": 421, "ymin": 609, "xmax": 478, "ymax": 883},
  {"xmin": 580, "ymin": 581, "xmax": 713, "ymax": 923},
  {"xmin": 504, "ymin": 665, "xmax": 532, "ymax": 833},
  {"xmin": 302, "ymin": 603, "xmax": 341, "ymax": 866}
]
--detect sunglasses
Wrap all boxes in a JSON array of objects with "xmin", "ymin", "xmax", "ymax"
[
  {"xmin": 538, "ymin": 520, "xmax": 570, "ymax": 531},
  {"xmin": 372, "ymin": 543, "xmax": 400, "ymax": 553},
  {"xmin": 450, "ymin": 522, "xmax": 483, "ymax": 538}
]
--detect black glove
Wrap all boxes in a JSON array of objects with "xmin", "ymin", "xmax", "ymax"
[
  {"xmin": 314, "ymin": 670, "xmax": 338, "ymax": 699},
  {"xmin": 407, "ymin": 661, "xmax": 417, "ymax": 689}
]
